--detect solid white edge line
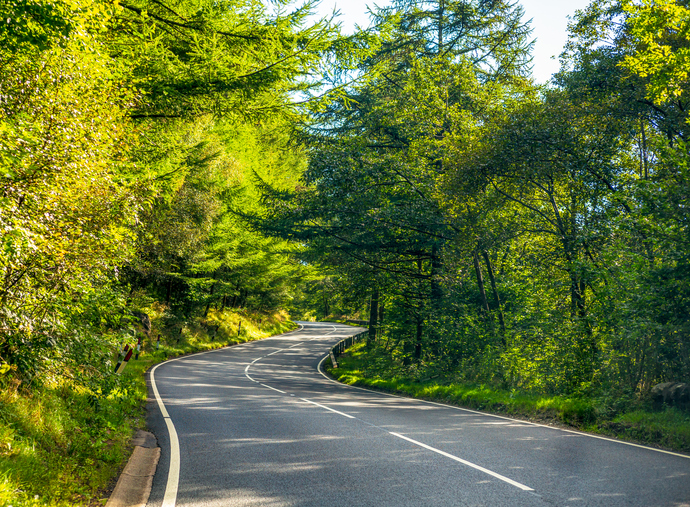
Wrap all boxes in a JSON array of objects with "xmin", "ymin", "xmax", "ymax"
[
  {"xmin": 300, "ymin": 398, "xmax": 356, "ymax": 419},
  {"xmin": 389, "ymin": 432, "xmax": 533, "ymax": 491},
  {"xmin": 150, "ymin": 361, "xmax": 180, "ymax": 507},
  {"xmin": 149, "ymin": 321, "xmax": 306, "ymax": 507},
  {"xmin": 316, "ymin": 353, "xmax": 690, "ymax": 460}
]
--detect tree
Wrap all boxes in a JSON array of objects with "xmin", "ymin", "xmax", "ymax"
[
  {"xmin": 258, "ymin": 0, "xmax": 532, "ymax": 360},
  {"xmin": 0, "ymin": 0, "xmax": 140, "ymax": 378},
  {"xmin": 622, "ymin": 0, "xmax": 690, "ymax": 104}
]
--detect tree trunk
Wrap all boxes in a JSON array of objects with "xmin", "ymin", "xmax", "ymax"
[
  {"xmin": 414, "ymin": 317, "xmax": 423, "ymax": 360},
  {"xmin": 640, "ymin": 118, "xmax": 649, "ymax": 180},
  {"xmin": 204, "ymin": 284, "xmax": 215, "ymax": 317},
  {"xmin": 165, "ymin": 277, "xmax": 173, "ymax": 304},
  {"xmin": 481, "ymin": 251, "xmax": 506, "ymax": 344},
  {"xmin": 368, "ymin": 288, "xmax": 379, "ymax": 344},
  {"xmin": 429, "ymin": 243, "xmax": 443, "ymax": 355},
  {"xmin": 430, "ymin": 243, "xmax": 442, "ymax": 305},
  {"xmin": 473, "ymin": 251, "xmax": 491, "ymax": 315},
  {"xmin": 437, "ymin": 0, "xmax": 444, "ymax": 53}
]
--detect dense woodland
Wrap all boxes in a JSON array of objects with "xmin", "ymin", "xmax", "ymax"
[
  {"xmin": 1, "ymin": 0, "xmax": 689, "ymax": 403},
  {"xmin": 261, "ymin": 0, "xmax": 690, "ymax": 400}
]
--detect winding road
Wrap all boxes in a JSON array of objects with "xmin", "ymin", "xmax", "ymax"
[{"xmin": 145, "ymin": 321, "xmax": 690, "ymax": 507}]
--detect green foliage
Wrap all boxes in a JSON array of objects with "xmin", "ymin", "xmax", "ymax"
[
  {"xmin": 329, "ymin": 342, "xmax": 690, "ymax": 451},
  {"xmin": 0, "ymin": 0, "xmax": 338, "ymax": 502},
  {"xmin": 3, "ymin": 0, "xmax": 690, "ymax": 500},
  {"xmin": 0, "ymin": 0, "xmax": 139, "ymax": 380},
  {"xmin": 0, "ymin": 308, "xmax": 295, "ymax": 506},
  {"xmin": 622, "ymin": 0, "xmax": 690, "ymax": 103},
  {"xmin": 1, "ymin": 0, "xmax": 341, "ymax": 380},
  {"xmin": 263, "ymin": 0, "xmax": 690, "ymax": 405}
]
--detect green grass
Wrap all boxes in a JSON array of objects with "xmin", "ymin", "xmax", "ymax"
[
  {"xmin": 0, "ymin": 308, "xmax": 296, "ymax": 506},
  {"xmin": 326, "ymin": 342, "xmax": 690, "ymax": 453},
  {"xmin": 0, "ymin": 378, "xmax": 139, "ymax": 506}
]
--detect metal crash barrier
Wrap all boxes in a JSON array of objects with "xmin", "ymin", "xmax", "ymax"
[{"xmin": 329, "ymin": 331, "xmax": 368, "ymax": 368}]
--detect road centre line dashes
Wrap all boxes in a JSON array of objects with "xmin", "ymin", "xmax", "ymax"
[
  {"xmin": 316, "ymin": 353, "xmax": 690, "ymax": 461},
  {"xmin": 300, "ymin": 398, "xmax": 356, "ymax": 419},
  {"xmin": 261, "ymin": 383, "xmax": 286, "ymax": 394},
  {"xmin": 244, "ymin": 325, "xmax": 337, "ymax": 386},
  {"xmin": 247, "ymin": 326, "xmax": 533, "ymax": 492},
  {"xmin": 389, "ymin": 432, "xmax": 534, "ymax": 491},
  {"xmin": 152, "ymin": 323, "xmax": 307, "ymax": 507}
]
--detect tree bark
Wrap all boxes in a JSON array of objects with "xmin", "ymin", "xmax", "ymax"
[
  {"xmin": 204, "ymin": 282, "xmax": 215, "ymax": 318},
  {"xmin": 414, "ymin": 317, "xmax": 423, "ymax": 360},
  {"xmin": 481, "ymin": 251, "xmax": 506, "ymax": 345},
  {"xmin": 473, "ymin": 251, "xmax": 490, "ymax": 315},
  {"xmin": 368, "ymin": 288, "xmax": 379, "ymax": 344},
  {"xmin": 165, "ymin": 277, "xmax": 173, "ymax": 304},
  {"xmin": 640, "ymin": 118, "xmax": 649, "ymax": 180},
  {"xmin": 430, "ymin": 243, "xmax": 442, "ymax": 305}
]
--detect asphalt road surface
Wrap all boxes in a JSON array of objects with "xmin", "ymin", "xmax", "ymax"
[{"xmin": 146, "ymin": 321, "xmax": 690, "ymax": 507}]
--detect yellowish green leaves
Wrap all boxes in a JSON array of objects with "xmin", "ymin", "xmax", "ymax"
[{"xmin": 622, "ymin": 0, "xmax": 690, "ymax": 103}]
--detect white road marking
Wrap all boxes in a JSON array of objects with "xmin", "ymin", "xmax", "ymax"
[
  {"xmin": 389, "ymin": 432, "xmax": 534, "ymax": 491},
  {"xmin": 150, "ymin": 322, "xmax": 305, "ymax": 507},
  {"xmin": 300, "ymin": 398, "xmax": 356, "ymax": 419},
  {"xmin": 244, "ymin": 324, "xmax": 338, "ymax": 390},
  {"xmin": 316, "ymin": 352, "xmax": 690, "ymax": 460},
  {"xmin": 244, "ymin": 364, "xmax": 257, "ymax": 382},
  {"xmin": 151, "ymin": 361, "xmax": 181, "ymax": 507},
  {"xmin": 261, "ymin": 383, "xmax": 287, "ymax": 394}
]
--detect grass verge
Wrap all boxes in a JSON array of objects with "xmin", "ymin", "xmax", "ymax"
[
  {"xmin": 0, "ymin": 308, "xmax": 296, "ymax": 506},
  {"xmin": 325, "ymin": 342, "xmax": 690, "ymax": 453}
]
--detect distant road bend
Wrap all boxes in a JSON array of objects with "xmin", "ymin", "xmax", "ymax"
[{"xmin": 146, "ymin": 321, "xmax": 690, "ymax": 507}]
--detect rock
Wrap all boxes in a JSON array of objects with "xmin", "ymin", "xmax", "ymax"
[
  {"xmin": 651, "ymin": 382, "xmax": 690, "ymax": 411},
  {"xmin": 131, "ymin": 311, "xmax": 151, "ymax": 336}
]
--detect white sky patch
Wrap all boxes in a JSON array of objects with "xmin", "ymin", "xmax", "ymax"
[{"xmin": 309, "ymin": 0, "xmax": 593, "ymax": 84}]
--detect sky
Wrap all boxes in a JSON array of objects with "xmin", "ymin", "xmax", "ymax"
[{"xmin": 311, "ymin": 0, "xmax": 593, "ymax": 84}]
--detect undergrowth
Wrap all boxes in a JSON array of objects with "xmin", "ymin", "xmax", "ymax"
[
  {"xmin": 0, "ymin": 308, "xmax": 296, "ymax": 506},
  {"xmin": 327, "ymin": 341, "xmax": 690, "ymax": 453}
]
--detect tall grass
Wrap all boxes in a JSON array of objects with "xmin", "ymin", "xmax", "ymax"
[
  {"xmin": 0, "ymin": 308, "xmax": 296, "ymax": 506},
  {"xmin": 327, "ymin": 342, "xmax": 690, "ymax": 453},
  {"xmin": 0, "ymin": 377, "xmax": 139, "ymax": 506}
]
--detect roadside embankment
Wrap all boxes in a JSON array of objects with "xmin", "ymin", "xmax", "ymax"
[
  {"xmin": 325, "ymin": 342, "xmax": 690, "ymax": 453},
  {"xmin": 0, "ymin": 308, "xmax": 296, "ymax": 507}
]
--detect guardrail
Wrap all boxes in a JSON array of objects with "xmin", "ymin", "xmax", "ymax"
[
  {"xmin": 329, "ymin": 331, "xmax": 368, "ymax": 368},
  {"xmin": 345, "ymin": 319, "xmax": 369, "ymax": 326}
]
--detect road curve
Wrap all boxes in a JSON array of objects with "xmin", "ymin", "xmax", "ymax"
[{"xmin": 146, "ymin": 321, "xmax": 690, "ymax": 507}]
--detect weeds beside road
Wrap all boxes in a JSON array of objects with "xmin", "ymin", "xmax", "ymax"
[
  {"xmin": 0, "ymin": 309, "xmax": 296, "ymax": 507},
  {"xmin": 326, "ymin": 342, "xmax": 690, "ymax": 454}
]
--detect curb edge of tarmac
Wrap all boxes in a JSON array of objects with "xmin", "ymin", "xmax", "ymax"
[{"xmin": 105, "ymin": 430, "xmax": 160, "ymax": 507}]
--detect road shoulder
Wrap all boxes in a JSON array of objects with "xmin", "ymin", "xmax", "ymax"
[{"xmin": 105, "ymin": 430, "xmax": 160, "ymax": 507}]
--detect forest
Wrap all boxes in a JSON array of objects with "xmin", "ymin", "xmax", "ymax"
[
  {"xmin": 0, "ymin": 0, "xmax": 689, "ymax": 503},
  {"xmin": 261, "ymin": 0, "xmax": 690, "ymax": 398}
]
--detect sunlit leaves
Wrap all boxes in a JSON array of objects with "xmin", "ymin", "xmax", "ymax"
[
  {"xmin": 622, "ymin": 0, "xmax": 690, "ymax": 103},
  {"xmin": 0, "ymin": 1, "xmax": 139, "ymax": 377}
]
